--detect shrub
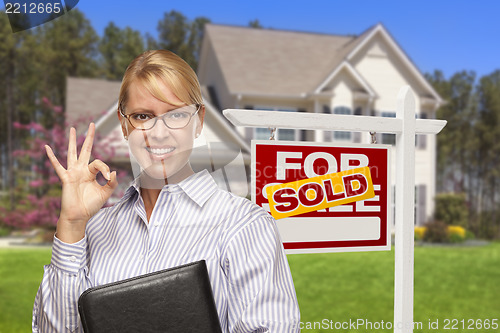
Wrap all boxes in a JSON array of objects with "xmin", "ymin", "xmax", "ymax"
[
  {"xmin": 434, "ymin": 193, "xmax": 469, "ymax": 228},
  {"xmin": 465, "ymin": 230, "xmax": 475, "ymax": 240},
  {"xmin": 0, "ymin": 226, "xmax": 11, "ymax": 237},
  {"xmin": 447, "ymin": 225, "xmax": 466, "ymax": 243},
  {"xmin": 414, "ymin": 226, "xmax": 426, "ymax": 241},
  {"xmin": 423, "ymin": 220, "xmax": 449, "ymax": 243}
]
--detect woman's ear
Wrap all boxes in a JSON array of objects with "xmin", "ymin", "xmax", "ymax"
[
  {"xmin": 196, "ymin": 105, "xmax": 206, "ymax": 134},
  {"xmin": 117, "ymin": 109, "xmax": 128, "ymax": 139}
]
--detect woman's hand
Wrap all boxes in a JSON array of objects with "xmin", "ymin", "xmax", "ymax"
[{"xmin": 45, "ymin": 123, "xmax": 118, "ymax": 243}]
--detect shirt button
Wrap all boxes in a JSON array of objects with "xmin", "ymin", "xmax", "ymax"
[
  {"xmin": 69, "ymin": 256, "xmax": 77, "ymax": 262},
  {"xmin": 139, "ymin": 254, "xmax": 144, "ymax": 261},
  {"xmin": 154, "ymin": 222, "xmax": 160, "ymax": 227}
]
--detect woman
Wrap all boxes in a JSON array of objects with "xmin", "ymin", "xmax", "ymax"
[{"xmin": 32, "ymin": 50, "xmax": 300, "ymax": 332}]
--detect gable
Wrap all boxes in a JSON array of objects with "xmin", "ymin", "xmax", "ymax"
[
  {"xmin": 316, "ymin": 61, "xmax": 377, "ymax": 100},
  {"xmin": 348, "ymin": 26, "xmax": 442, "ymax": 109}
]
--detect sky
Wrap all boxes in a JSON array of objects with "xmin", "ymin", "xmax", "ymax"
[
  {"xmin": 71, "ymin": 0, "xmax": 500, "ymax": 81},
  {"xmin": 2, "ymin": 0, "xmax": 499, "ymax": 80}
]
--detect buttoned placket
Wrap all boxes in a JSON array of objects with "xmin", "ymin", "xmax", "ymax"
[
  {"xmin": 132, "ymin": 193, "xmax": 150, "ymax": 275},
  {"xmin": 137, "ymin": 187, "xmax": 179, "ymax": 274}
]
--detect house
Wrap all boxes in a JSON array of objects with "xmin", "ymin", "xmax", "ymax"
[{"xmin": 196, "ymin": 23, "xmax": 444, "ymax": 225}]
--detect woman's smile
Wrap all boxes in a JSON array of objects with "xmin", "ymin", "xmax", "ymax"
[{"xmin": 145, "ymin": 145, "xmax": 176, "ymax": 160}]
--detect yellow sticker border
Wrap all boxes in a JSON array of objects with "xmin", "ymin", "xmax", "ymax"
[{"xmin": 266, "ymin": 166, "xmax": 375, "ymax": 219}]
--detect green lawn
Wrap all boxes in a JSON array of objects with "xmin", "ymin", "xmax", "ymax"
[
  {"xmin": 1, "ymin": 243, "xmax": 499, "ymax": 333},
  {"xmin": 288, "ymin": 243, "xmax": 500, "ymax": 332},
  {"xmin": 0, "ymin": 247, "xmax": 51, "ymax": 333}
]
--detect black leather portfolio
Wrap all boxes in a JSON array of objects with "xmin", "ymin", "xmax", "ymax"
[{"xmin": 78, "ymin": 260, "xmax": 222, "ymax": 333}]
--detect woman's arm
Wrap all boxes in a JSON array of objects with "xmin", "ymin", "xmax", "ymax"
[
  {"xmin": 32, "ymin": 123, "xmax": 118, "ymax": 332},
  {"xmin": 32, "ymin": 236, "xmax": 92, "ymax": 332}
]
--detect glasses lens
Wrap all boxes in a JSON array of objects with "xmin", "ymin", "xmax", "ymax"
[
  {"xmin": 164, "ymin": 105, "xmax": 198, "ymax": 129},
  {"xmin": 128, "ymin": 105, "xmax": 198, "ymax": 130},
  {"xmin": 128, "ymin": 114, "xmax": 155, "ymax": 130}
]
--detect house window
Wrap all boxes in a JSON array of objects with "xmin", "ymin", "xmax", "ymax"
[
  {"xmin": 277, "ymin": 129, "xmax": 297, "ymax": 141},
  {"xmin": 333, "ymin": 106, "xmax": 352, "ymax": 141},
  {"xmin": 255, "ymin": 127, "xmax": 270, "ymax": 140},
  {"xmin": 381, "ymin": 111, "xmax": 396, "ymax": 145},
  {"xmin": 252, "ymin": 106, "xmax": 298, "ymax": 140},
  {"xmin": 254, "ymin": 127, "xmax": 297, "ymax": 141},
  {"xmin": 322, "ymin": 105, "xmax": 333, "ymax": 141}
]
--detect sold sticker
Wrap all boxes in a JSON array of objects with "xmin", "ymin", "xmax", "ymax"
[{"xmin": 266, "ymin": 166, "xmax": 375, "ymax": 219}]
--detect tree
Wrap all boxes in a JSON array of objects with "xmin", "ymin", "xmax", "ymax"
[
  {"xmin": 0, "ymin": 9, "xmax": 99, "ymax": 212},
  {"xmin": 0, "ymin": 99, "xmax": 128, "ymax": 230},
  {"xmin": 187, "ymin": 17, "xmax": 211, "ymax": 68},
  {"xmin": 475, "ymin": 70, "xmax": 500, "ymax": 237},
  {"xmin": 248, "ymin": 19, "xmax": 263, "ymax": 28},
  {"xmin": 427, "ymin": 69, "xmax": 500, "ymax": 239},
  {"xmin": 156, "ymin": 10, "xmax": 210, "ymax": 70},
  {"xmin": 0, "ymin": 13, "xmax": 16, "ymax": 207},
  {"xmin": 426, "ymin": 70, "xmax": 477, "ymax": 194},
  {"xmin": 99, "ymin": 22, "xmax": 145, "ymax": 80},
  {"xmin": 145, "ymin": 32, "xmax": 159, "ymax": 50},
  {"xmin": 0, "ymin": 13, "xmax": 45, "ymax": 209},
  {"xmin": 38, "ymin": 8, "xmax": 99, "ymax": 106}
]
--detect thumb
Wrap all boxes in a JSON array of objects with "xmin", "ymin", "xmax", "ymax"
[{"xmin": 104, "ymin": 171, "xmax": 119, "ymax": 192}]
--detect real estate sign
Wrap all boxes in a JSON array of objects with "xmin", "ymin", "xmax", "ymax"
[{"xmin": 252, "ymin": 140, "xmax": 391, "ymax": 254}]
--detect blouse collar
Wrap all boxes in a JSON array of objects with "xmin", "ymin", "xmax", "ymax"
[{"xmin": 122, "ymin": 169, "xmax": 218, "ymax": 207}]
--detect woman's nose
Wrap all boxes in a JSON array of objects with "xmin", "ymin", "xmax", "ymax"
[{"xmin": 148, "ymin": 116, "xmax": 171, "ymax": 139}]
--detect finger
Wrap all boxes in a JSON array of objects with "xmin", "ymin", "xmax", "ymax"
[
  {"xmin": 105, "ymin": 171, "xmax": 119, "ymax": 190},
  {"xmin": 67, "ymin": 127, "xmax": 77, "ymax": 166},
  {"xmin": 88, "ymin": 159, "xmax": 110, "ymax": 180},
  {"xmin": 45, "ymin": 145, "xmax": 66, "ymax": 178},
  {"xmin": 79, "ymin": 123, "xmax": 95, "ymax": 164}
]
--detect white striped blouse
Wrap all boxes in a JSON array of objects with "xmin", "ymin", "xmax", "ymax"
[{"xmin": 32, "ymin": 169, "xmax": 301, "ymax": 332}]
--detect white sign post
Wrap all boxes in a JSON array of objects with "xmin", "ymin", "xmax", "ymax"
[{"xmin": 223, "ymin": 86, "xmax": 446, "ymax": 333}]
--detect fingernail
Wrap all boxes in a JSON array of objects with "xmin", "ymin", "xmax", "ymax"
[{"xmin": 106, "ymin": 172, "xmax": 111, "ymax": 180}]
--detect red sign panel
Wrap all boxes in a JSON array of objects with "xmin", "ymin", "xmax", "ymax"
[{"xmin": 252, "ymin": 141, "xmax": 391, "ymax": 254}]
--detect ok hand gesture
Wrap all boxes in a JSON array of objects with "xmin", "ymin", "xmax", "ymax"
[{"xmin": 45, "ymin": 123, "xmax": 118, "ymax": 243}]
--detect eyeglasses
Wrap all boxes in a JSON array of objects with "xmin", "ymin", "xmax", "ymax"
[{"xmin": 120, "ymin": 104, "xmax": 201, "ymax": 130}]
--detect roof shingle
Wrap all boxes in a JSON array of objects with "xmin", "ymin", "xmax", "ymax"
[{"xmin": 204, "ymin": 24, "xmax": 374, "ymax": 96}]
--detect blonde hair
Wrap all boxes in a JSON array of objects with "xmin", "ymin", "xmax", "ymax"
[{"xmin": 118, "ymin": 50, "xmax": 203, "ymax": 112}]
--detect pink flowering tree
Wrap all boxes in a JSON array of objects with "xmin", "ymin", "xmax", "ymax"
[{"xmin": 0, "ymin": 98, "xmax": 129, "ymax": 230}]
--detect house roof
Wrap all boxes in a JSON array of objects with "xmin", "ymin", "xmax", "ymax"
[
  {"xmin": 202, "ymin": 23, "xmax": 443, "ymax": 104},
  {"xmin": 65, "ymin": 77, "xmax": 122, "ymax": 132},
  {"xmin": 203, "ymin": 24, "xmax": 361, "ymax": 96}
]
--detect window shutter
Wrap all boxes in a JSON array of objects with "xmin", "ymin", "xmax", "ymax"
[
  {"xmin": 417, "ymin": 184, "xmax": 427, "ymax": 225},
  {"xmin": 417, "ymin": 135, "xmax": 427, "ymax": 149}
]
